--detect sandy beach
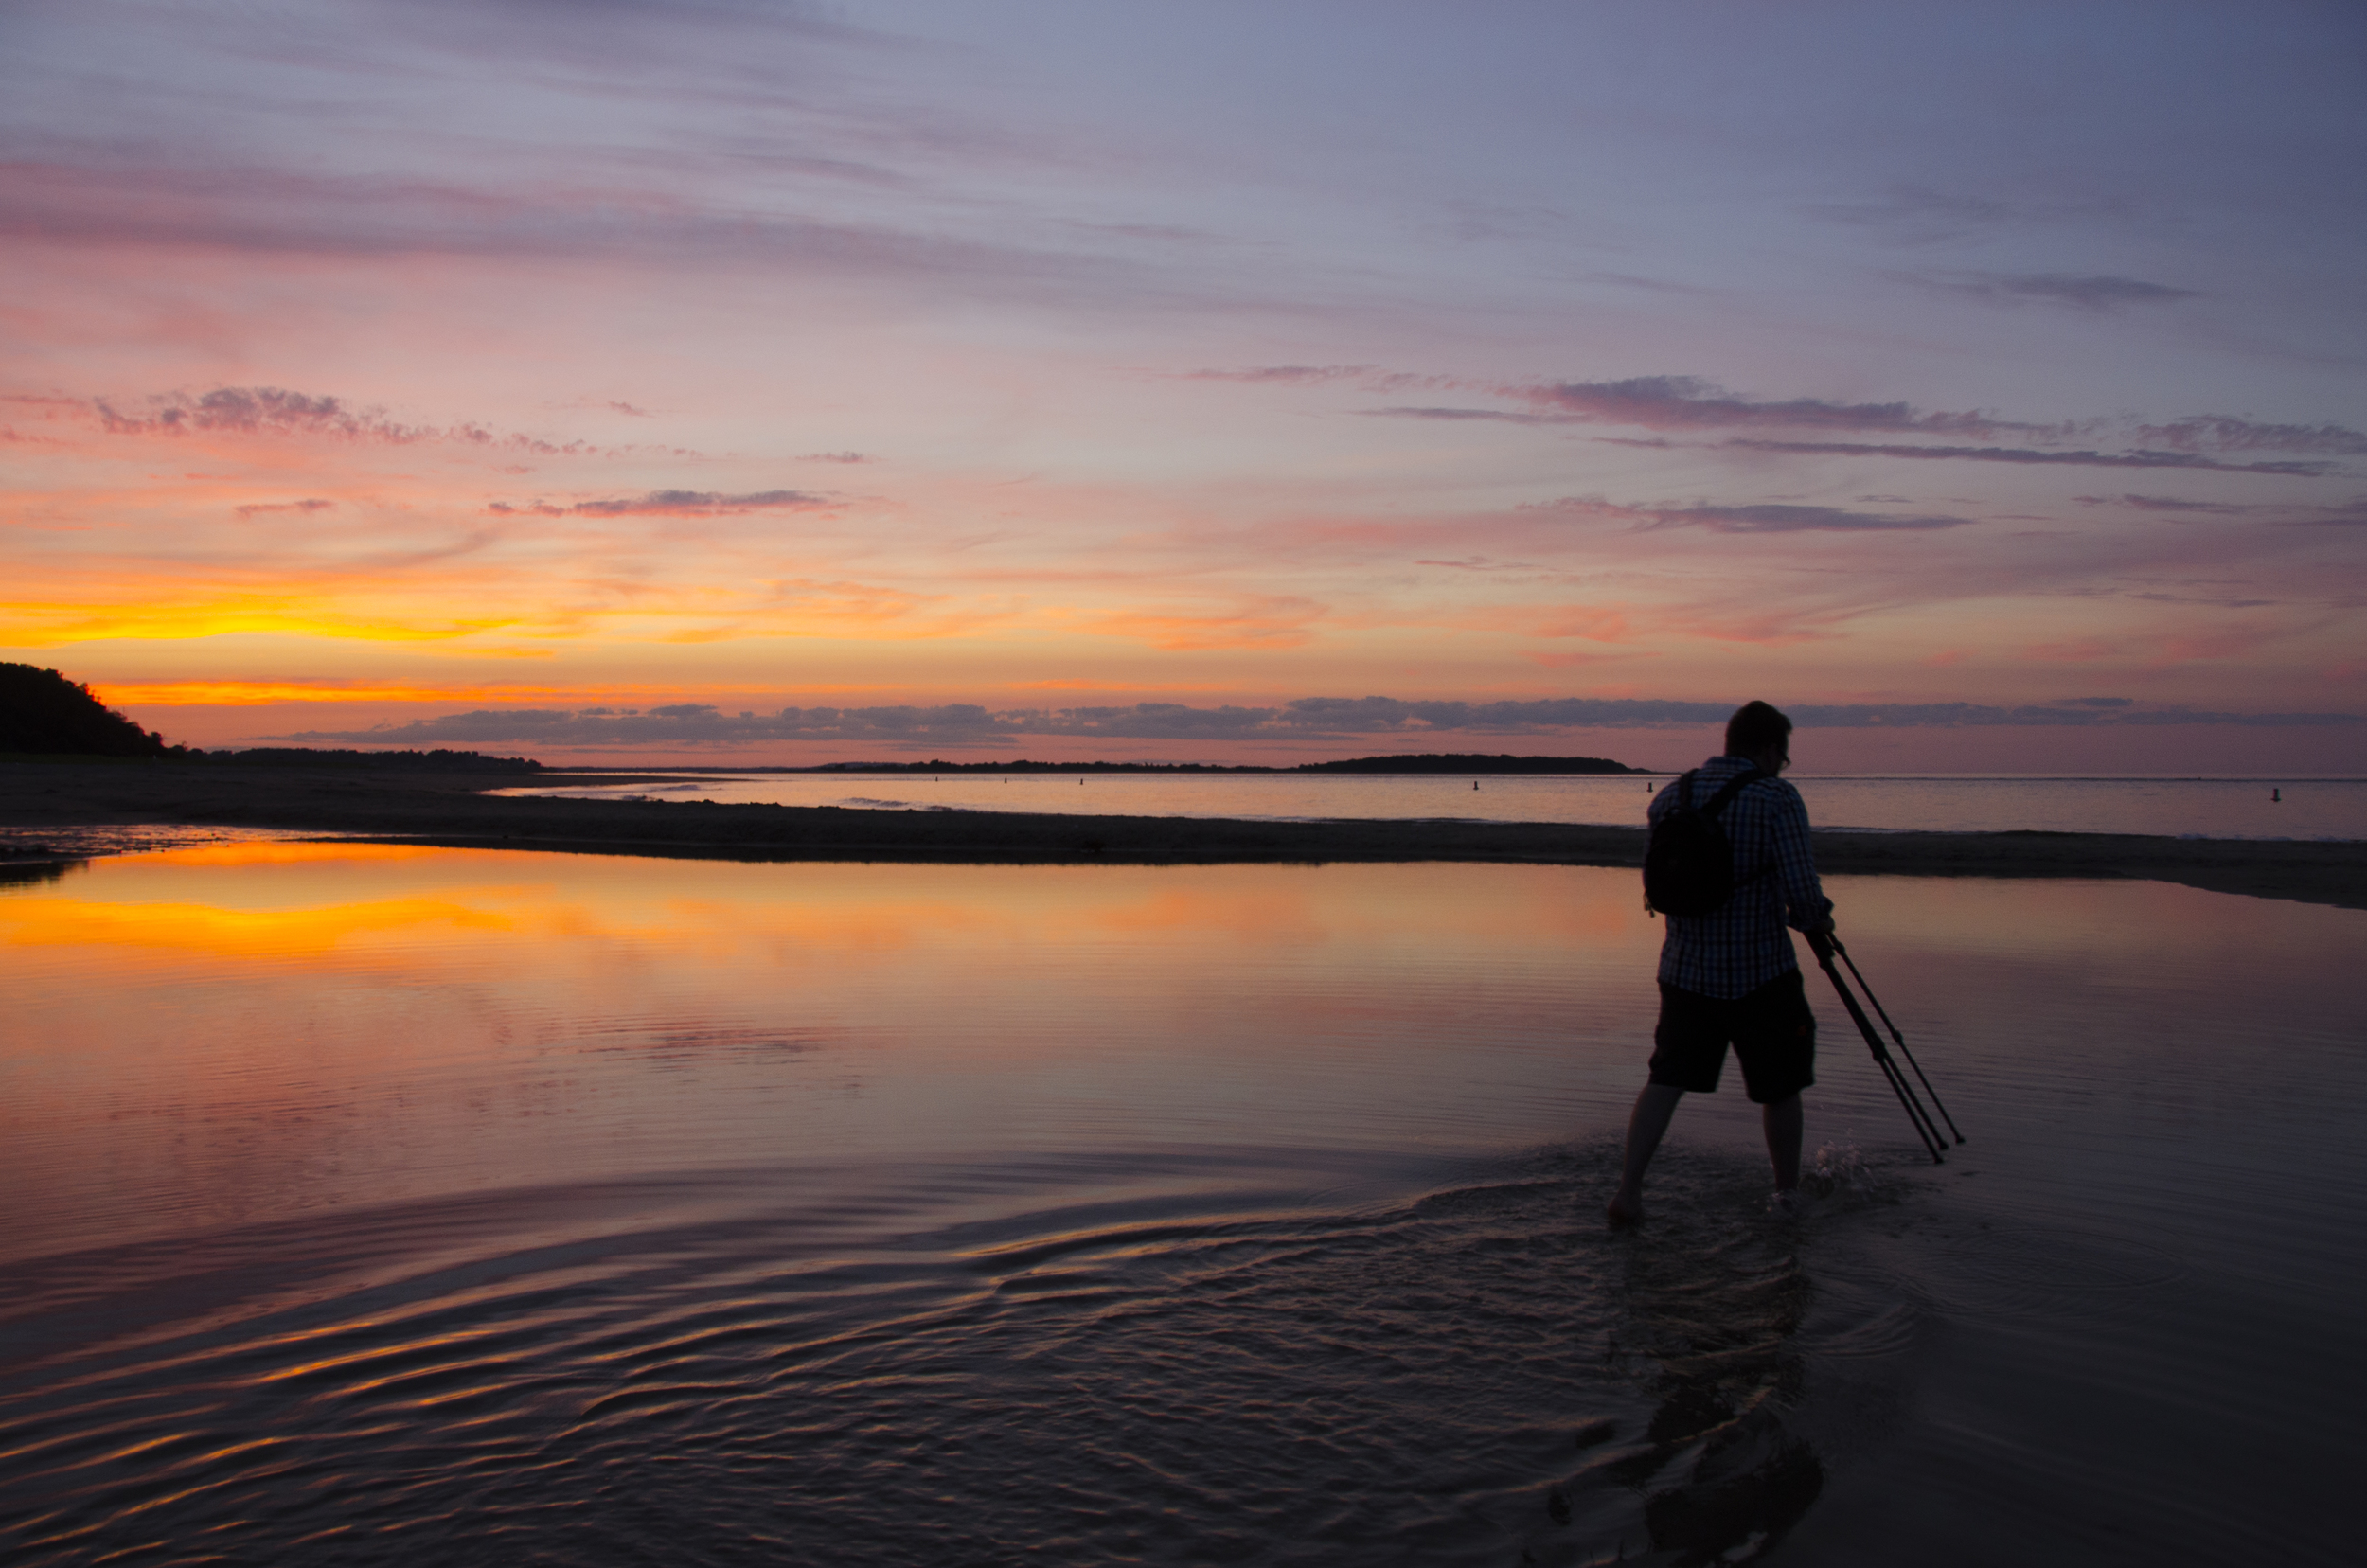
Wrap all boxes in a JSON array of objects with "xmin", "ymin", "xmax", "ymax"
[{"xmin": 4, "ymin": 758, "xmax": 2359, "ymax": 910}]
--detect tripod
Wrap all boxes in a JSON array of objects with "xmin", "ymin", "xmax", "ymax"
[{"xmin": 1806, "ymin": 932, "xmax": 1964, "ymax": 1164}]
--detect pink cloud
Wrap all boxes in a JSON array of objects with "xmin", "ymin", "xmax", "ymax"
[
  {"xmin": 233, "ymin": 498, "xmax": 336, "ymax": 518},
  {"xmin": 2025, "ymin": 637, "xmax": 2122, "ymax": 662},
  {"xmin": 1521, "ymin": 650, "xmax": 1658, "ymax": 668}
]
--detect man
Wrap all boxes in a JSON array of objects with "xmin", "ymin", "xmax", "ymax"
[{"xmin": 1607, "ymin": 700, "xmax": 1833, "ymax": 1224}]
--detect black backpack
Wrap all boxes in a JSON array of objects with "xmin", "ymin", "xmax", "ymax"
[{"xmin": 1643, "ymin": 768, "xmax": 1767, "ymax": 917}]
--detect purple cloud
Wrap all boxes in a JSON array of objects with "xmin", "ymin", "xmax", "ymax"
[
  {"xmin": 1531, "ymin": 496, "xmax": 1976, "ymax": 532},
  {"xmin": 2133, "ymin": 416, "xmax": 2367, "ymax": 455},
  {"xmin": 97, "ymin": 385, "xmax": 620, "ymax": 455},
  {"xmin": 2074, "ymin": 494, "xmax": 2258, "ymax": 513},
  {"xmin": 1915, "ymin": 272, "xmax": 2200, "ymax": 311},
  {"xmin": 1183, "ymin": 365, "xmax": 1381, "ymax": 383},
  {"xmin": 1515, "ymin": 376, "xmax": 2020, "ymax": 437},
  {"xmin": 2072, "ymin": 494, "xmax": 2367, "ymax": 526},
  {"xmin": 232, "ymin": 498, "xmax": 336, "ymax": 518},
  {"xmin": 1641, "ymin": 503, "xmax": 1974, "ymax": 533},
  {"xmin": 1369, "ymin": 406, "xmax": 1554, "ymax": 424},
  {"xmin": 98, "ymin": 386, "xmax": 434, "ymax": 442},
  {"xmin": 488, "ymin": 490, "xmax": 829, "ymax": 517},
  {"xmin": 1722, "ymin": 439, "xmax": 2336, "ymax": 476}
]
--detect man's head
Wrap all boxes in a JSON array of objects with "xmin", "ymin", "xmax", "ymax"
[{"xmin": 1724, "ymin": 701, "xmax": 1792, "ymax": 769}]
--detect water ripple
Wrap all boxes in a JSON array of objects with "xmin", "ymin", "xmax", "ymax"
[{"xmin": 0, "ymin": 1149, "xmax": 1869, "ymax": 1567}]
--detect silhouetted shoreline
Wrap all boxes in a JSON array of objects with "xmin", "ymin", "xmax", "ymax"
[{"xmin": 2, "ymin": 759, "xmax": 2359, "ymax": 910}]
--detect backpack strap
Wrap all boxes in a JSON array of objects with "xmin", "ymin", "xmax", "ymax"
[
  {"xmin": 1703, "ymin": 767, "xmax": 1776, "ymax": 891},
  {"xmin": 1699, "ymin": 767, "xmax": 1767, "ymax": 820}
]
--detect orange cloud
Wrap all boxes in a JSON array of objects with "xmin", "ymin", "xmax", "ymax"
[
  {"xmin": 1522, "ymin": 650, "xmax": 1658, "ymax": 668},
  {"xmin": 2, "ymin": 592, "xmax": 521, "ymax": 646},
  {"xmin": 1073, "ymin": 597, "xmax": 1328, "ymax": 650}
]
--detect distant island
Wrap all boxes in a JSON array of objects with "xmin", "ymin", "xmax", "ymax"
[
  {"xmin": 4, "ymin": 666, "xmax": 1641, "ymax": 775},
  {"xmin": 192, "ymin": 747, "xmax": 545, "ymax": 774},
  {"xmin": 799, "ymin": 754, "xmax": 1646, "ymax": 775}
]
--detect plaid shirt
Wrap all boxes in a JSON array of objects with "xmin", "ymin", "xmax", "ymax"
[{"xmin": 1650, "ymin": 755, "xmax": 1832, "ymax": 999}]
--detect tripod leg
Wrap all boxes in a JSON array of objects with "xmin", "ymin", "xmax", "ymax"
[
  {"xmin": 1834, "ymin": 943, "xmax": 1966, "ymax": 1145},
  {"xmin": 1813, "ymin": 948, "xmax": 1945, "ymax": 1164}
]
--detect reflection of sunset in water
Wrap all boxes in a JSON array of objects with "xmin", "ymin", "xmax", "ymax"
[
  {"xmin": 2, "ymin": 846, "xmax": 1668, "ymax": 1261},
  {"xmin": 9, "ymin": 842, "xmax": 2358, "ymax": 1273},
  {"xmin": 4, "ymin": 843, "xmax": 2362, "ymax": 1568}
]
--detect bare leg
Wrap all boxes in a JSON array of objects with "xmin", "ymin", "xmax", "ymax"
[
  {"xmin": 1762, "ymin": 1094, "xmax": 1802, "ymax": 1191},
  {"xmin": 1607, "ymin": 1083, "xmax": 1685, "ymax": 1224}
]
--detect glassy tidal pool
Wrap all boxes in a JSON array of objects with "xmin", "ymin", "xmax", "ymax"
[{"xmin": 3, "ymin": 845, "xmax": 2360, "ymax": 1564}]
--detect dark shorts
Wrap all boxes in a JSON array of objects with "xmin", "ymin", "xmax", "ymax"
[{"xmin": 1650, "ymin": 969, "xmax": 1816, "ymax": 1104}]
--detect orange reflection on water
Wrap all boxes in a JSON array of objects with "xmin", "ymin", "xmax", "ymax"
[
  {"xmin": 1, "ymin": 844, "xmax": 1667, "ymax": 1263},
  {"xmin": 3, "ymin": 895, "xmax": 514, "ymax": 957}
]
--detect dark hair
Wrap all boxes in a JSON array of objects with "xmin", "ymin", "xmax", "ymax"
[{"xmin": 1724, "ymin": 700, "xmax": 1792, "ymax": 757}]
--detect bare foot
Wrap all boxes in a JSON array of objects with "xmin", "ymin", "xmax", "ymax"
[{"xmin": 1605, "ymin": 1187, "xmax": 1644, "ymax": 1226}]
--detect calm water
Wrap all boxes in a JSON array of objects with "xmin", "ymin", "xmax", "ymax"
[
  {"xmin": 3, "ymin": 845, "xmax": 2362, "ymax": 1564},
  {"xmin": 500, "ymin": 772, "xmax": 2367, "ymax": 840}
]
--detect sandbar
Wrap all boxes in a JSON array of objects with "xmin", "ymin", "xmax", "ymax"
[{"xmin": 2, "ymin": 760, "xmax": 2359, "ymax": 911}]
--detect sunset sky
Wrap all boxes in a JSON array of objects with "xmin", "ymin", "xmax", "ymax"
[{"xmin": 6, "ymin": 0, "xmax": 2363, "ymax": 771}]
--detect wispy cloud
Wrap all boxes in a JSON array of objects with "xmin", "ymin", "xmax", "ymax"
[
  {"xmin": 232, "ymin": 498, "xmax": 336, "ymax": 519},
  {"xmin": 2133, "ymin": 417, "xmax": 2367, "ymax": 456},
  {"xmin": 1513, "ymin": 376, "xmax": 2031, "ymax": 437},
  {"xmin": 1720, "ymin": 439, "xmax": 2336, "ymax": 476},
  {"xmin": 1071, "ymin": 596, "xmax": 1329, "ymax": 651},
  {"xmin": 98, "ymin": 386, "xmax": 435, "ymax": 441},
  {"xmin": 1530, "ymin": 497, "xmax": 1977, "ymax": 532},
  {"xmin": 1369, "ymin": 406, "xmax": 1555, "ymax": 424},
  {"xmin": 2075, "ymin": 494, "xmax": 2260, "ymax": 514},
  {"xmin": 1908, "ymin": 272, "xmax": 2199, "ymax": 311},
  {"xmin": 486, "ymin": 490, "xmax": 830, "ymax": 518},
  {"xmin": 1804, "ymin": 185, "xmax": 2126, "ymax": 244},
  {"xmin": 1642, "ymin": 503, "xmax": 1973, "ymax": 533},
  {"xmin": 92, "ymin": 385, "xmax": 624, "ymax": 456},
  {"xmin": 2067, "ymin": 494, "xmax": 2367, "ymax": 526},
  {"xmin": 1182, "ymin": 365, "xmax": 1383, "ymax": 384},
  {"xmin": 1363, "ymin": 375, "xmax": 2360, "ymax": 471}
]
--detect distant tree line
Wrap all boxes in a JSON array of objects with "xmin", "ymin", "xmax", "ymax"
[
  {"xmin": 1294, "ymin": 753, "xmax": 1640, "ymax": 775},
  {"xmin": 1, "ymin": 664, "xmax": 177, "ymax": 757},
  {"xmin": 193, "ymin": 748, "xmax": 544, "ymax": 773},
  {"xmin": 6, "ymin": 663, "xmax": 1642, "ymax": 775},
  {"xmin": 1, "ymin": 664, "xmax": 539, "ymax": 771}
]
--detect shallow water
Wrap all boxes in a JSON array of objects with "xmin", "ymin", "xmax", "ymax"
[
  {"xmin": 498, "ymin": 772, "xmax": 2367, "ymax": 840},
  {"xmin": 3, "ymin": 846, "xmax": 2361, "ymax": 1564}
]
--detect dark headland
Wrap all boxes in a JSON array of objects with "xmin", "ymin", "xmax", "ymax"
[{"xmin": 2, "ymin": 757, "xmax": 2359, "ymax": 912}]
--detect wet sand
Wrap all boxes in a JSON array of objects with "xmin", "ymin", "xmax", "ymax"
[{"xmin": 3, "ymin": 758, "xmax": 2361, "ymax": 909}]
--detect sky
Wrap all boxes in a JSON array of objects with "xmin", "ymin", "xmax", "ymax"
[{"xmin": 5, "ymin": 0, "xmax": 2364, "ymax": 772}]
